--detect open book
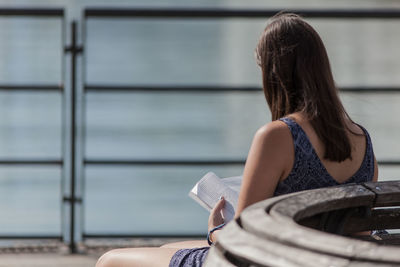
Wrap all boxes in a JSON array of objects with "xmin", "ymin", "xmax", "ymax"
[{"xmin": 189, "ymin": 172, "xmax": 242, "ymax": 222}]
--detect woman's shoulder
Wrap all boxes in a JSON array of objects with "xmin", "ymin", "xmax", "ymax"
[
  {"xmin": 248, "ymin": 120, "xmax": 295, "ymax": 187},
  {"xmin": 253, "ymin": 120, "xmax": 293, "ymax": 149}
]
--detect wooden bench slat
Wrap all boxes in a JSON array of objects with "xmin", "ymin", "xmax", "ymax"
[
  {"xmin": 241, "ymin": 198, "xmax": 400, "ymax": 263},
  {"xmin": 270, "ymin": 185, "xmax": 375, "ymax": 221},
  {"xmin": 346, "ymin": 262, "xmax": 400, "ymax": 267},
  {"xmin": 342, "ymin": 208, "xmax": 400, "ymax": 233},
  {"xmin": 242, "ymin": 207, "xmax": 369, "ymax": 259},
  {"xmin": 363, "ymin": 181, "xmax": 400, "ymax": 206},
  {"xmin": 243, "ymin": 190, "xmax": 307, "ymax": 213},
  {"xmin": 356, "ymin": 233, "xmax": 400, "ymax": 246},
  {"xmin": 203, "ymin": 245, "xmax": 236, "ymax": 267},
  {"xmin": 206, "ymin": 181, "xmax": 400, "ymax": 266},
  {"xmin": 299, "ymin": 207, "xmax": 400, "ymax": 233},
  {"xmin": 205, "ymin": 220, "xmax": 351, "ymax": 267}
]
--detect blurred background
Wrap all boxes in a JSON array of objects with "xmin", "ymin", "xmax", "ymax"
[{"xmin": 0, "ymin": 0, "xmax": 399, "ymax": 257}]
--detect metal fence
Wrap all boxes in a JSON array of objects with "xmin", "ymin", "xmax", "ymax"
[
  {"xmin": 0, "ymin": 7, "xmax": 64, "ymax": 239},
  {"xmin": 0, "ymin": 7, "xmax": 399, "ymax": 253}
]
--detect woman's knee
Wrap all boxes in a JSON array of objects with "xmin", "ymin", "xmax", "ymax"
[
  {"xmin": 96, "ymin": 249, "xmax": 122, "ymax": 267},
  {"xmin": 96, "ymin": 247, "xmax": 176, "ymax": 267}
]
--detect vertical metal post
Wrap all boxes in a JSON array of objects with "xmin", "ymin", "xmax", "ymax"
[
  {"xmin": 70, "ymin": 21, "xmax": 77, "ymax": 254},
  {"xmin": 61, "ymin": 11, "xmax": 67, "ymax": 248},
  {"xmin": 65, "ymin": 20, "xmax": 82, "ymax": 253},
  {"xmin": 71, "ymin": 20, "xmax": 78, "ymax": 254}
]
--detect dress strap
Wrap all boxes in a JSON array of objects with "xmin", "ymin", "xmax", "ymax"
[
  {"xmin": 279, "ymin": 117, "xmax": 305, "ymax": 142},
  {"xmin": 279, "ymin": 117, "xmax": 298, "ymax": 130},
  {"xmin": 279, "ymin": 117, "xmax": 302, "ymax": 140}
]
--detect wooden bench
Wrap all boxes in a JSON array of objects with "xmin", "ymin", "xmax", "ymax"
[{"xmin": 204, "ymin": 181, "xmax": 400, "ymax": 266}]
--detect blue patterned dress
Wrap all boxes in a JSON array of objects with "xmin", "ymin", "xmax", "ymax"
[{"xmin": 169, "ymin": 117, "xmax": 375, "ymax": 267}]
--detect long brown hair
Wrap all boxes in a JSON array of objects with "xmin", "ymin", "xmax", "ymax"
[{"xmin": 255, "ymin": 13, "xmax": 354, "ymax": 162}]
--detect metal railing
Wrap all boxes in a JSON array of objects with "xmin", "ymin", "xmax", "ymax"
[
  {"xmin": 0, "ymin": 8, "xmax": 81, "ymax": 253},
  {"xmin": 0, "ymin": 8, "xmax": 64, "ymax": 241},
  {"xmin": 84, "ymin": 8, "xmax": 400, "ymax": 19},
  {"xmin": 81, "ymin": 7, "xmax": 400, "ymax": 243},
  {"xmin": 1, "ymin": 6, "xmax": 400, "ymax": 253}
]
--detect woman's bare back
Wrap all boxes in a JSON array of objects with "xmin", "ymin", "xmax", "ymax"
[{"xmin": 280, "ymin": 112, "xmax": 377, "ymax": 184}]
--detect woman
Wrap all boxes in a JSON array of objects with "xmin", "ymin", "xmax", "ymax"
[{"xmin": 96, "ymin": 12, "xmax": 378, "ymax": 267}]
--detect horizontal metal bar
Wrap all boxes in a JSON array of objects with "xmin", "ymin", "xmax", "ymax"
[
  {"xmin": 0, "ymin": 235, "xmax": 62, "ymax": 240},
  {"xmin": 0, "ymin": 8, "xmax": 64, "ymax": 17},
  {"xmin": 0, "ymin": 84, "xmax": 396, "ymax": 93},
  {"xmin": 378, "ymin": 161, "xmax": 400, "ymax": 166},
  {"xmin": 84, "ymin": 8, "xmax": 400, "ymax": 19},
  {"xmin": 85, "ymin": 85, "xmax": 400, "ymax": 93},
  {"xmin": 85, "ymin": 159, "xmax": 400, "ymax": 166},
  {"xmin": 0, "ymin": 85, "xmax": 63, "ymax": 91},
  {"xmin": 0, "ymin": 159, "xmax": 395, "ymax": 167},
  {"xmin": 340, "ymin": 87, "xmax": 400, "ymax": 93},
  {"xmin": 0, "ymin": 159, "xmax": 63, "ymax": 166},
  {"xmin": 85, "ymin": 159, "xmax": 245, "ymax": 166},
  {"xmin": 85, "ymin": 85, "xmax": 261, "ymax": 92},
  {"xmin": 83, "ymin": 233, "xmax": 204, "ymax": 239}
]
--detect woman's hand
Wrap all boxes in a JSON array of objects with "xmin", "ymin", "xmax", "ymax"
[{"xmin": 208, "ymin": 197, "xmax": 225, "ymax": 232}]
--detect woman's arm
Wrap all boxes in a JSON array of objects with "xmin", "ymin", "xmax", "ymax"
[
  {"xmin": 235, "ymin": 121, "xmax": 292, "ymax": 216},
  {"xmin": 207, "ymin": 121, "xmax": 292, "ymax": 244}
]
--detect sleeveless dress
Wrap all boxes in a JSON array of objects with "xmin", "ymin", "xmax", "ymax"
[{"xmin": 169, "ymin": 117, "xmax": 375, "ymax": 267}]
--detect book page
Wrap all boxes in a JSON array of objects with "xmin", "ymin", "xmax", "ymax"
[
  {"xmin": 221, "ymin": 176, "xmax": 242, "ymax": 192},
  {"xmin": 191, "ymin": 172, "xmax": 239, "ymax": 222}
]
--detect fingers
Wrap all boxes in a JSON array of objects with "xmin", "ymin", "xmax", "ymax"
[
  {"xmin": 211, "ymin": 196, "xmax": 225, "ymax": 214},
  {"xmin": 209, "ymin": 196, "xmax": 226, "ymax": 230},
  {"xmin": 214, "ymin": 196, "xmax": 225, "ymax": 211}
]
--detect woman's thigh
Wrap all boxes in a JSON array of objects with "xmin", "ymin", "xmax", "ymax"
[
  {"xmin": 96, "ymin": 247, "xmax": 178, "ymax": 267},
  {"xmin": 160, "ymin": 239, "xmax": 208, "ymax": 249}
]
